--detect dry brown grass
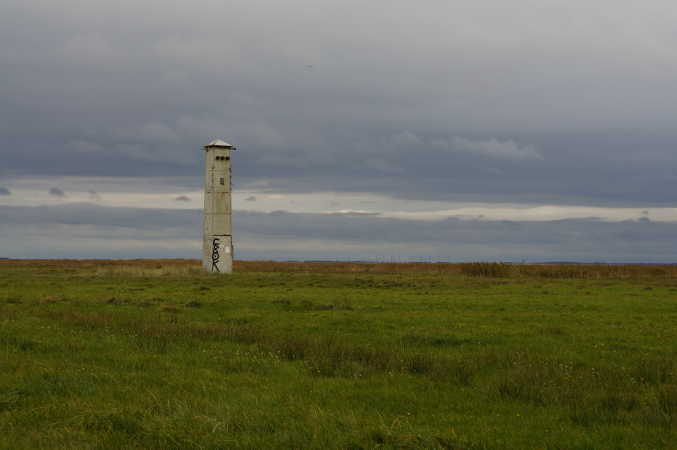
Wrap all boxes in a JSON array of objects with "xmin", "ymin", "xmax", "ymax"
[
  {"xmin": 3, "ymin": 259, "xmax": 677, "ymax": 279},
  {"xmin": 235, "ymin": 260, "xmax": 464, "ymax": 274}
]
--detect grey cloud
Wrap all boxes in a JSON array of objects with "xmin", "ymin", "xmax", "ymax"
[
  {"xmin": 175, "ymin": 195, "xmax": 190, "ymax": 202},
  {"xmin": 2, "ymin": 1, "xmax": 677, "ymax": 207},
  {"xmin": 48, "ymin": 187, "xmax": 66, "ymax": 197},
  {"xmin": 1, "ymin": 204, "xmax": 675, "ymax": 262},
  {"xmin": 427, "ymin": 135, "xmax": 541, "ymax": 160},
  {"xmin": 0, "ymin": 204, "xmax": 197, "ymax": 229},
  {"xmin": 88, "ymin": 190, "xmax": 101, "ymax": 201},
  {"xmin": 0, "ymin": 187, "xmax": 11, "ymax": 196},
  {"xmin": 446, "ymin": 137, "xmax": 542, "ymax": 160},
  {"xmin": 329, "ymin": 211, "xmax": 380, "ymax": 216},
  {"xmin": 245, "ymin": 196, "xmax": 257, "ymax": 202},
  {"xmin": 65, "ymin": 139, "xmax": 106, "ymax": 154}
]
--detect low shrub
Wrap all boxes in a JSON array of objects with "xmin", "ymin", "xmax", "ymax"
[{"xmin": 459, "ymin": 262, "xmax": 512, "ymax": 278}]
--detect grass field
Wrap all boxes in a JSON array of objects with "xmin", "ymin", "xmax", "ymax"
[{"xmin": 1, "ymin": 260, "xmax": 676, "ymax": 449}]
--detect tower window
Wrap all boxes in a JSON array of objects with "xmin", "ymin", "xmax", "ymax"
[{"xmin": 220, "ymin": 177, "xmax": 225, "ymax": 185}]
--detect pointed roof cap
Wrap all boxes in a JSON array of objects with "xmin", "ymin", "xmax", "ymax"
[{"xmin": 204, "ymin": 139, "xmax": 234, "ymax": 149}]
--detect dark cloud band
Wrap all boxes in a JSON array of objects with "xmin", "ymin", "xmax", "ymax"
[{"xmin": 1, "ymin": 204, "xmax": 674, "ymax": 262}]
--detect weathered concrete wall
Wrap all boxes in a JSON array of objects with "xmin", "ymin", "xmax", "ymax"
[{"xmin": 202, "ymin": 141, "xmax": 233, "ymax": 273}]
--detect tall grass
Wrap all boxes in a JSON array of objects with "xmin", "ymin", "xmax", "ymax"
[
  {"xmin": 2, "ymin": 259, "xmax": 676, "ymax": 448},
  {"xmin": 24, "ymin": 309, "xmax": 677, "ymax": 430}
]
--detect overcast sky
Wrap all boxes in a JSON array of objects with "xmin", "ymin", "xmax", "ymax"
[{"xmin": 2, "ymin": 0, "xmax": 677, "ymax": 261}]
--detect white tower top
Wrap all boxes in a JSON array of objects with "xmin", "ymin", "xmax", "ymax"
[{"xmin": 204, "ymin": 139, "xmax": 234, "ymax": 149}]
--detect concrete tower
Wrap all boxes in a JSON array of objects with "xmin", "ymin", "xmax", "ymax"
[{"xmin": 202, "ymin": 139, "xmax": 235, "ymax": 273}]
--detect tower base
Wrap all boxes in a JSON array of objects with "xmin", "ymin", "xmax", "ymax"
[{"xmin": 203, "ymin": 235, "xmax": 233, "ymax": 274}]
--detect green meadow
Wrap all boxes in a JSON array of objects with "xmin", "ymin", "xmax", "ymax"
[{"xmin": 0, "ymin": 260, "xmax": 675, "ymax": 449}]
